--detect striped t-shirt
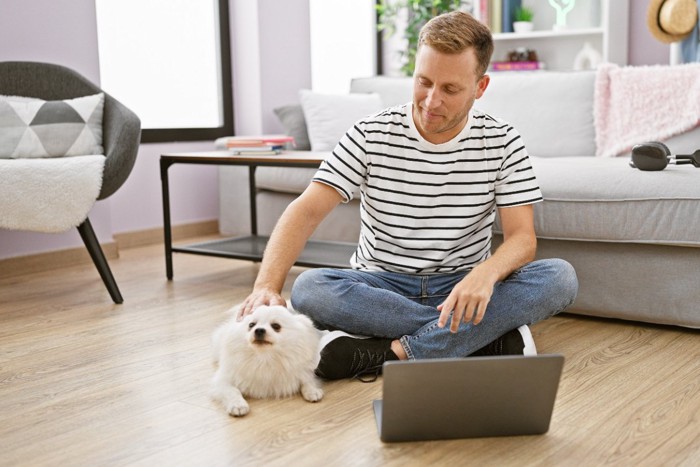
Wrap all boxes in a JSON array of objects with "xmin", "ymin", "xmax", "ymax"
[{"xmin": 312, "ymin": 103, "xmax": 542, "ymax": 274}]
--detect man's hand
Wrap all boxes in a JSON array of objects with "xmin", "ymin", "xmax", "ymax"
[
  {"xmin": 437, "ymin": 204, "xmax": 537, "ymax": 332},
  {"xmin": 436, "ymin": 266, "xmax": 498, "ymax": 332},
  {"xmin": 237, "ymin": 288, "xmax": 287, "ymax": 320},
  {"xmin": 235, "ymin": 182, "xmax": 343, "ymax": 322}
]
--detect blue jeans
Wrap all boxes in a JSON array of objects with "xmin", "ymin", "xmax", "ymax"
[{"xmin": 291, "ymin": 259, "xmax": 578, "ymax": 360}]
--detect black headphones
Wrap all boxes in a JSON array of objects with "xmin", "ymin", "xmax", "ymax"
[{"xmin": 630, "ymin": 142, "xmax": 700, "ymax": 171}]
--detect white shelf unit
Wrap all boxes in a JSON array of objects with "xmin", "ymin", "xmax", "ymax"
[{"xmin": 491, "ymin": 0, "xmax": 629, "ymax": 71}]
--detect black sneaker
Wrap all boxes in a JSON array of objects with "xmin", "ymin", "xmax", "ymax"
[
  {"xmin": 470, "ymin": 325, "xmax": 537, "ymax": 357},
  {"xmin": 315, "ymin": 331, "xmax": 397, "ymax": 381}
]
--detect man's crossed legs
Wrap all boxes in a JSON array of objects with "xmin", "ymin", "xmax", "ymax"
[{"xmin": 291, "ymin": 258, "xmax": 578, "ymax": 380}]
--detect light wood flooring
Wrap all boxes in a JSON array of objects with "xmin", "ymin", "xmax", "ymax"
[{"xmin": 1, "ymin": 238, "xmax": 699, "ymax": 466}]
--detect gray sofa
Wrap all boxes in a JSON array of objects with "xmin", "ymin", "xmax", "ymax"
[{"xmin": 220, "ymin": 71, "xmax": 700, "ymax": 329}]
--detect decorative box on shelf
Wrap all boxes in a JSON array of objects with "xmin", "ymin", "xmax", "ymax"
[{"xmin": 490, "ymin": 61, "xmax": 545, "ymax": 71}]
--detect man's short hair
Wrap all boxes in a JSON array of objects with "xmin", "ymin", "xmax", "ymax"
[{"xmin": 418, "ymin": 11, "xmax": 494, "ymax": 77}]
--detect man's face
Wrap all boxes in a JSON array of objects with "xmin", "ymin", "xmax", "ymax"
[{"xmin": 412, "ymin": 45, "xmax": 489, "ymax": 145}]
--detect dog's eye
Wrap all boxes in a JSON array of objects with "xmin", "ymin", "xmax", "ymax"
[
  {"xmin": 248, "ymin": 322, "xmax": 256, "ymax": 329},
  {"xmin": 271, "ymin": 323, "xmax": 282, "ymax": 332}
]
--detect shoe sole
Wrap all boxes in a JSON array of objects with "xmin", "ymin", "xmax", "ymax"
[
  {"xmin": 318, "ymin": 330, "xmax": 371, "ymax": 353},
  {"xmin": 517, "ymin": 325, "xmax": 538, "ymax": 356}
]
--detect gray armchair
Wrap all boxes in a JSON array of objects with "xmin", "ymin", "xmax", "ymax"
[{"xmin": 0, "ymin": 61, "xmax": 141, "ymax": 303}]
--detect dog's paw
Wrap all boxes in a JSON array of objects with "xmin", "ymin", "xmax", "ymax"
[
  {"xmin": 301, "ymin": 384, "xmax": 324, "ymax": 403},
  {"xmin": 227, "ymin": 400, "xmax": 250, "ymax": 417}
]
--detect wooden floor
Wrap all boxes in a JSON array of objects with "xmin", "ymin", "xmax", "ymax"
[{"xmin": 1, "ymin": 239, "xmax": 699, "ymax": 466}]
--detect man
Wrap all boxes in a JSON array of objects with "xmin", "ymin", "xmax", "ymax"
[{"xmin": 238, "ymin": 11, "xmax": 578, "ymax": 380}]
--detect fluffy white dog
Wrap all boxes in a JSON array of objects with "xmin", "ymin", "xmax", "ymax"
[{"xmin": 210, "ymin": 305, "xmax": 323, "ymax": 416}]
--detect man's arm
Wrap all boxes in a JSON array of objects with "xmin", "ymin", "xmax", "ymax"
[
  {"xmin": 437, "ymin": 204, "xmax": 537, "ymax": 331},
  {"xmin": 237, "ymin": 182, "xmax": 344, "ymax": 318}
]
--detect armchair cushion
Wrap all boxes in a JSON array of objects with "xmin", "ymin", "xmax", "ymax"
[
  {"xmin": 0, "ymin": 155, "xmax": 105, "ymax": 232},
  {"xmin": 0, "ymin": 92, "xmax": 104, "ymax": 158}
]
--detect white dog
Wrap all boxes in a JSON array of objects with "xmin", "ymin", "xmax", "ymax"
[{"xmin": 210, "ymin": 305, "xmax": 323, "ymax": 416}]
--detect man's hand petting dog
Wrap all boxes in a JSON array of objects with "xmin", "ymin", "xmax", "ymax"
[
  {"xmin": 237, "ymin": 288, "xmax": 287, "ymax": 320},
  {"xmin": 210, "ymin": 304, "xmax": 323, "ymax": 417}
]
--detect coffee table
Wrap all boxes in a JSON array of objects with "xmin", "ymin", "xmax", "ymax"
[{"xmin": 160, "ymin": 151, "xmax": 357, "ymax": 279}]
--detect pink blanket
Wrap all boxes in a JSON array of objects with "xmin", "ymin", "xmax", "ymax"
[{"xmin": 594, "ymin": 63, "xmax": 700, "ymax": 157}]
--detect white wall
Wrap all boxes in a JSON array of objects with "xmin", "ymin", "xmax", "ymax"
[{"xmin": 219, "ymin": 0, "xmax": 311, "ymax": 237}]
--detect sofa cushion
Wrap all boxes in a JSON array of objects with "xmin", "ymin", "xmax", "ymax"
[
  {"xmin": 273, "ymin": 105, "xmax": 311, "ymax": 151},
  {"xmin": 256, "ymin": 166, "xmax": 318, "ymax": 194},
  {"xmin": 351, "ymin": 72, "xmax": 597, "ymax": 158},
  {"xmin": 351, "ymin": 76, "xmax": 413, "ymax": 107},
  {"xmin": 523, "ymin": 157, "xmax": 700, "ymax": 246},
  {"xmin": 476, "ymin": 71, "xmax": 596, "ymax": 158},
  {"xmin": 299, "ymin": 90, "xmax": 383, "ymax": 151},
  {"xmin": 261, "ymin": 155, "xmax": 700, "ymax": 248}
]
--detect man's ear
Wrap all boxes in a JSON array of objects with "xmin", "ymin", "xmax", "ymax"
[{"xmin": 475, "ymin": 74, "xmax": 490, "ymax": 99}]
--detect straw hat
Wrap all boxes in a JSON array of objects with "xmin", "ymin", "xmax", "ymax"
[{"xmin": 647, "ymin": 0, "xmax": 698, "ymax": 43}]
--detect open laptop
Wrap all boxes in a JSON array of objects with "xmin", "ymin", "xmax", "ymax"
[{"xmin": 372, "ymin": 354, "xmax": 565, "ymax": 442}]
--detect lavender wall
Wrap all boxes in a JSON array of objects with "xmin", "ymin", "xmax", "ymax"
[
  {"xmin": 0, "ymin": 0, "xmax": 310, "ymax": 261},
  {"xmin": 0, "ymin": 0, "xmax": 113, "ymax": 258},
  {"xmin": 629, "ymin": 1, "xmax": 669, "ymax": 65},
  {"xmin": 0, "ymin": 0, "xmax": 672, "ymax": 261},
  {"xmin": 0, "ymin": 0, "xmax": 222, "ymax": 260}
]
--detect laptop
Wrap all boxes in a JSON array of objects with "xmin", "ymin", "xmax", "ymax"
[{"xmin": 372, "ymin": 354, "xmax": 565, "ymax": 442}]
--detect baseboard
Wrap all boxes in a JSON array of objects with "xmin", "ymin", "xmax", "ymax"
[
  {"xmin": 0, "ymin": 241, "xmax": 119, "ymax": 279},
  {"xmin": 0, "ymin": 220, "xmax": 219, "ymax": 278},
  {"xmin": 113, "ymin": 220, "xmax": 219, "ymax": 249}
]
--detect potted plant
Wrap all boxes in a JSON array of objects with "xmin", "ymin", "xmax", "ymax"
[
  {"xmin": 376, "ymin": 0, "xmax": 465, "ymax": 76},
  {"xmin": 513, "ymin": 6, "xmax": 535, "ymax": 33}
]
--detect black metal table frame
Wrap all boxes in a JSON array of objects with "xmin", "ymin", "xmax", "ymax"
[{"xmin": 160, "ymin": 152, "xmax": 356, "ymax": 279}]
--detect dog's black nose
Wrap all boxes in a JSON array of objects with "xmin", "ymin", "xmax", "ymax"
[{"xmin": 254, "ymin": 328, "xmax": 266, "ymax": 339}]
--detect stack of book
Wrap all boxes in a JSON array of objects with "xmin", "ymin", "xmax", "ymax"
[
  {"xmin": 472, "ymin": 0, "xmax": 522, "ymax": 34},
  {"xmin": 221, "ymin": 135, "xmax": 295, "ymax": 155}
]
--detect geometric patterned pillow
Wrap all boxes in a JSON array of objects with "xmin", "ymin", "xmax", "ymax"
[{"xmin": 0, "ymin": 93, "xmax": 104, "ymax": 158}]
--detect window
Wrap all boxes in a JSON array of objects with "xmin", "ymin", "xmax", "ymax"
[{"xmin": 95, "ymin": 0, "xmax": 233, "ymax": 143}]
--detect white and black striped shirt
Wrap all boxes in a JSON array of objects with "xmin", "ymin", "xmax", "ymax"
[{"xmin": 313, "ymin": 103, "xmax": 542, "ymax": 274}]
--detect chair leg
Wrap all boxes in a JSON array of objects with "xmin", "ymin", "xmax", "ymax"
[{"xmin": 77, "ymin": 218, "xmax": 124, "ymax": 304}]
